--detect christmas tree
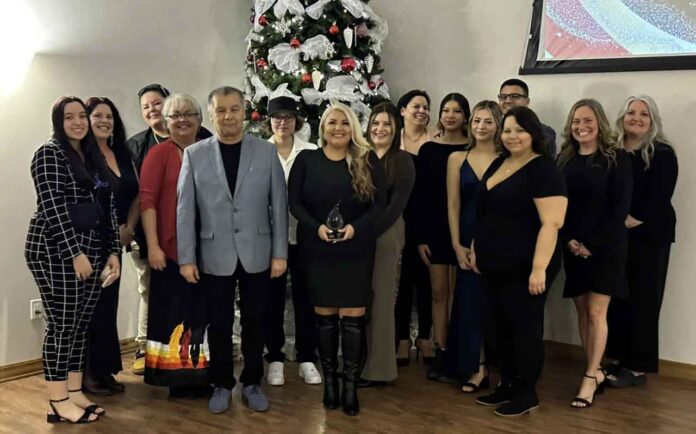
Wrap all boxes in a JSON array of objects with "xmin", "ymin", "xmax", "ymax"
[{"xmin": 244, "ymin": 0, "xmax": 390, "ymax": 140}]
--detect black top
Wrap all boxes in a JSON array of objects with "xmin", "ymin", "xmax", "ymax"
[
  {"xmin": 541, "ymin": 123, "xmax": 557, "ymax": 157},
  {"xmin": 414, "ymin": 141, "xmax": 468, "ymax": 245},
  {"xmin": 126, "ymin": 126, "xmax": 212, "ymax": 172},
  {"xmin": 219, "ymin": 141, "xmax": 242, "ymax": 197},
  {"xmin": 288, "ymin": 149, "xmax": 386, "ymax": 257},
  {"xmin": 627, "ymin": 142, "xmax": 678, "ymax": 244},
  {"xmin": 401, "ymin": 152, "xmax": 420, "ymax": 245},
  {"xmin": 110, "ymin": 144, "xmax": 140, "ymax": 226},
  {"xmin": 560, "ymin": 151, "xmax": 633, "ymax": 253},
  {"xmin": 475, "ymin": 156, "xmax": 567, "ymax": 276},
  {"xmin": 374, "ymin": 150, "xmax": 415, "ymax": 236}
]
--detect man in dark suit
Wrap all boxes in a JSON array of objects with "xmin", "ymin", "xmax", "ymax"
[
  {"xmin": 177, "ymin": 86, "xmax": 288, "ymax": 414},
  {"xmin": 498, "ymin": 78, "xmax": 557, "ymax": 157}
]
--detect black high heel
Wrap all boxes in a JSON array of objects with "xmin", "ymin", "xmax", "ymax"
[
  {"xmin": 68, "ymin": 388, "xmax": 105, "ymax": 415},
  {"xmin": 47, "ymin": 397, "xmax": 98, "ymax": 424},
  {"xmin": 461, "ymin": 363, "xmax": 490, "ymax": 394},
  {"xmin": 571, "ymin": 374, "xmax": 605, "ymax": 408}
]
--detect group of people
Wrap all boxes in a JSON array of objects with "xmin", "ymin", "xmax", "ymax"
[{"xmin": 24, "ymin": 77, "xmax": 678, "ymax": 424}]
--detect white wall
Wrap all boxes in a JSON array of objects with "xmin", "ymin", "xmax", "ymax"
[
  {"xmin": 2, "ymin": 0, "xmax": 695, "ymax": 366},
  {"xmin": 374, "ymin": 0, "xmax": 696, "ymax": 364},
  {"xmin": 0, "ymin": 0, "xmax": 248, "ymax": 365}
]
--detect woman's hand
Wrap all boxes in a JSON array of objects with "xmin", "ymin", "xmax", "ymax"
[
  {"xmin": 453, "ymin": 244, "xmax": 471, "ymax": 270},
  {"xmin": 72, "ymin": 253, "xmax": 93, "ymax": 280},
  {"xmin": 106, "ymin": 254, "xmax": 121, "ymax": 280},
  {"xmin": 469, "ymin": 243, "xmax": 481, "ymax": 274},
  {"xmin": 577, "ymin": 244, "xmax": 592, "ymax": 259},
  {"xmin": 318, "ymin": 224, "xmax": 332, "ymax": 242},
  {"xmin": 119, "ymin": 224, "xmax": 134, "ymax": 247},
  {"xmin": 568, "ymin": 239, "xmax": 581, "ymax": 255},
  {"xmin": 417, "ymin": 244, "xmax": 431, "ymax": 266},
  {"xmin": 335, "ymin": 224, "xmax": 355, "ymax": 242},
  {"xmin": 528, "ymin": 268, "xmax": 546, "ymax": 295},
  {"xmin": 180, "ymin": 263, "xmax": 200, "ymax": 283},
  {"xmin": 148, "ymin": 245, "xmax": 167, "ymax": 271}
]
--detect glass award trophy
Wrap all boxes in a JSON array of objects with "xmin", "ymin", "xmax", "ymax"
[{"xmin": 326, "ymin": 201, "xmax": 344, "ymax": 240}]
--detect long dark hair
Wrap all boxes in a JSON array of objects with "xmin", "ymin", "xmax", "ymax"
[
  {"xmin": 51, "ymin": 96, "xmax": 114, "ymax": 191},
  {"xmin": 397, "ymin": 89, "xmax": 431, "ymax": 124},
  {"xmin": 366, "ymin": 102, "xmax": 403, "ymax": 184},
  {"xmin": 437, "ymin": 92, "xmax": 471, "ymax": 137},
  {"xmin": 501, "ymin": 106, "xmax": 547, "ymax": 157},
  {"xmin": 85, "ymin": 97, "xmax": 131, "ymax": 182}
]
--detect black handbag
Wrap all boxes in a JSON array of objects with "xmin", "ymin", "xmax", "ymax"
[{"xmin": 68, "ymin": 202, "xmax": 104, "ymax": 232}]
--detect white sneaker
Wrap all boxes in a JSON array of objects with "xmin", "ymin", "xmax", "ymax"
[
  {"xmin": 267, "ymin": 361, "xmax": 285, "ymax": 386},
  {"xmin": 298, "ymin": 362, "xmax": 322, "ymax": 385}
]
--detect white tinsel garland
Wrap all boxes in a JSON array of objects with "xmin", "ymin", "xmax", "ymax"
[{"xmin": 254, "ymin": 0, "xmax": 305, "ymax": 31}]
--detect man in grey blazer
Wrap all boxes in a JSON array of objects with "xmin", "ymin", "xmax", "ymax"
[{"xmin": 177, "ymin": 86, "xmax": 288, "ymax": 414}]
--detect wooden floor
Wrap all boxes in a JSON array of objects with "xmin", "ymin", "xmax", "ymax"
[{"xmin": 1, "ymin": 352, "xmax": 695, "ymax": 434}]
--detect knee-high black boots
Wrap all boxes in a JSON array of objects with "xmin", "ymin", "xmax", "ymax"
[
  {"xmin": 341, "ymin": 315, "xmax": 366, "ymax": 416},
  {"xmin": 317, "ymin": 314, "xmax": 340, "ymax": 410}
]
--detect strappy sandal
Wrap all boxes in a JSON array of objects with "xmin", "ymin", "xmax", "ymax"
[
  {"xmin": 571, "ymin": 374, "xmax": 605, "ymax": 409},
  {"xmin": 461, "ymin": 363, "xmax": 489, "ymax": 393},
  {"xmin": 68, "ymin": 388, "xmax": 105, "ymax": 415},
  {"xmin": 47, "ymin": 397, "xmax": 98, "ymax": 424}
]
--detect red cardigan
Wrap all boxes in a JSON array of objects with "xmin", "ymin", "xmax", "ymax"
[{"xmin": 140, "ymin": 139, "xmax": 182, "ymax": 263}]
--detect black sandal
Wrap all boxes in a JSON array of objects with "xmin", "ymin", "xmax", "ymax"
[
  {"xmin": 607, "ymin": 367, "xmax": 647, "ymax": 388},
  {"xmin": 461, "ymin": 363, "xmax": 489, "ymax": 394},
  {"xmin": 47, "ymin": 397, "xmax": 98, "ymax": 424},
  {"xmin": 571, "ymin": 374, "xmax": 605, "ymax": 409},
  {"xmin": 68, "ymin": 388, "xmax": 105, "ymax": 415}
]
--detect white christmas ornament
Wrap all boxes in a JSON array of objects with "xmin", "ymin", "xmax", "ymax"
[
  {"xmin": 311, "ymin": 70, "xmax": 323, "ymax": 90},
  {"xmin": 272, "ymin": 18, "xmax": 293, "ymax": 37},
  {"xmin": 365, "ymin": 54, "xmax": 374, "ymax": 73},
  {"xmin": 343, "ymin": 27, "xmax": 354, "ymax": 49},
  {"xmin": 268, "ymin": 35, "xmax": 334, "ymax": 73}
]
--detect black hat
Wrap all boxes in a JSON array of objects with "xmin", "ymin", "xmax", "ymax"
[
  {"xmin": 267, "ymin": 96, "xmax": 299, "ymax": 115},
  {"xmin": 137, "ymin": 83, "xmax": 171, "ymax": 99}
]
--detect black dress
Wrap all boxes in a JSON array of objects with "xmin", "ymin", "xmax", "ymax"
[
  {"xmin": 87, "ymin": 145, "xmax": 140, "ymax": 377},
  {"xmin": 560, "ymin": 151, "xmax": 632, "ymax": 299},
  {"xmin": 288, "ymin": 149, "xmax": 386, "ymax": 307},
  {"xmin": 415, "ymin": 142, "xmax": 467, "ymax": 265}
]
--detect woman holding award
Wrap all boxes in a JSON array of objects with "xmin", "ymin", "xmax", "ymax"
[{"xmin": 288, "ymin": 102, "xmax": 386, "ymax": 416}]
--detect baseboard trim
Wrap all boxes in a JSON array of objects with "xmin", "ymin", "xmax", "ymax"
[
  {"xmin": 0, "ymin": 337, "xmax": 138, "ymax": 384},
  {"xmin": 544, "ymin": 340, "xmax": 696, "ymax": 382}
]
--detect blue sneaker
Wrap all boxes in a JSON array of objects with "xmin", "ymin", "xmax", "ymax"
[
  {"xmin": 242, "ymin": 385, "xmax": 269, "ymax": 412},
  {"xmin": 208, "ymin": 387, "xmax": 232, "ymax": 414}
]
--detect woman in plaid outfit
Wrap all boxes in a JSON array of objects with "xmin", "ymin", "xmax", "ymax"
[{"xmin": 25, "ymin": 96, "xmax": 121, "ymax": 424}]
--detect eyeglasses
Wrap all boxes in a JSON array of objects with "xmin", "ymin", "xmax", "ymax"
[
  {"xmin": 271, "ymin": 113, "xmax": 296, "ymax": 122},
  {"xmin": 166, "ymin": 112, "xmax": 199, "ymax": 121},
  {"xmin": 498, "ymin": 93, "xmax": 528, "ymax": 101}
]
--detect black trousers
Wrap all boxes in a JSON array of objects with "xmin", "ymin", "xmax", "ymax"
[
  {"xmin": 86, "ymin": 254, "xmax": 122, "ymax": 376},
  {"xmin": 265, "ymin": 245, "xmax": 317, "ymax": 363},
  {"xmin": 607, "ymin": 239, "xmax": 671, "ymax": 373},
  {"xmin": 395, "ymin": 241, "xmax": 432, "ymax": 341},
  {"xmin": 486, "ymin": 271, "xmax": 552, "ymax": 401},
  {"xmin": 205, "ymin": 261, "xmax": 270, "ymax": 389}
]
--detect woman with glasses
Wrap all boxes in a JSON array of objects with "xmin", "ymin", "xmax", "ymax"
[
  {"xmin": 394, "ymin": 90, "xmax": 435, "ymax": 365},
  {"xmin": 140, "ymin": 93, "xmax": 210, "ymax": 397},
  {"xmin": 415, "ymin": 93, "xmax": 471, "ymax": 381},
  {"xmin": 606, "ymin": 96, "xmax": 678, "ymax": 388},
  {"xmin": 25, "ymin": 96, "xmax": 120, "ymax": 424},
  {"xmin": 125, "ymin": 84, "xmax": 211, "ymax": 375},
  {"xmin": 80, "ymin": 97, "xmax": 139, "ymax": 396},
  {"xmin": 263, "ymin": 96, "xmax": 321, "ymax": 387}
]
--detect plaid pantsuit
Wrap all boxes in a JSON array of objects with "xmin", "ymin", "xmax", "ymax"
[{"xmin": 24, "ymin": 140, "xmax": 119, "ymax": 381}]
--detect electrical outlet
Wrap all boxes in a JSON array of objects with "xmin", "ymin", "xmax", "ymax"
[{"xmin": 30, "ymin": 299, "xmax": 43, "ymax": 320}]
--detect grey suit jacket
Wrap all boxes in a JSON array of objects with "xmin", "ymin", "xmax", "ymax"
[{"xmin": 177, "ymin": 134, "xmax": 288, "ymax": 276}]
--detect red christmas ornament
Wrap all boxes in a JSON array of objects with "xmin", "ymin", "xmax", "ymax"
[
  {"xmin": 340, "ymin": 57, "xmax": 357, "ymax": 73},
  {"xmin": 301, "ymin": 73, "xmax": 312, "ymax": 84},
  {"xmin": 258, "ymin": 15, "xmax": 268, "ymax": 26},
  {"xmin": 290, "ymin": 37, "xmax": 301, "ymax": 48},
  {"xmin": 329, "ymin": 23, "xmax": 340, "ymax": 35},
  {"xmin": 256, "ymin": 58, "xmax": 268, "ymax": 68},
  {"xmin": 368, "ymin": 81, "xmax": 376, "ymax": 90},
  {"xmin": 251, "ymin": 111, "xmax": 261, "ymax": 122}
]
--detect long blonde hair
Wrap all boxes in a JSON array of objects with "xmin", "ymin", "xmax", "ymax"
[
  {"xmin": 615, "ymin": 95, "xmax": 671, "ymax": 169},
  {"xmin": 557, "ymin": 98, "xmax": 618, "ymax": 168},
  {"xmin": 318, "ymin": 102, "xmax": 376, "ymax": 201}
]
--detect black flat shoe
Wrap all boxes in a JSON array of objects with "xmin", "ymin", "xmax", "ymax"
[
  {"xmin": 47, "ymin": 397, "xmax": 99, "ymax": 424},
  {"xmin": 607, "ymin": 367, "xmax": 646, "ymax": 388},
  {"xmin": 476, "ymin": 385, "xmax": 514, "ymax": 406}
]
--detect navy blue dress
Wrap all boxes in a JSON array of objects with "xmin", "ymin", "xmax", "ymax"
[{"xmin": 446, "ymin": 157, "xmax": 486, "ymax": 376}]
